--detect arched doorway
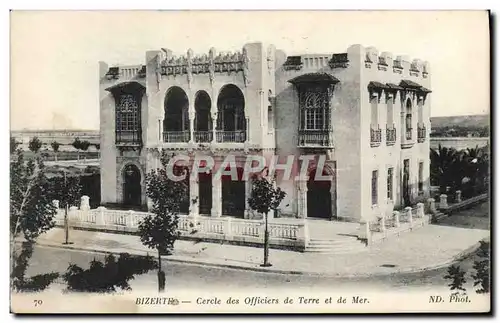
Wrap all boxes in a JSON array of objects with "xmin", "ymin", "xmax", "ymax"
[
  {"xmin": 221, "ymin": 167, "xmax": 245, "ymax": 218},
  {"xmin": 123, "ymin": 164, "xmax": 141, "ymax": 207},
  {"xmin": 198, "ymin": 171, "xmax": 212, "ymax": 215},
  {"xmin": 194, "ymin": 91, "xmax": 213, "ymax": 143},
  {"xmin": 164, "ymin": 86, "xmax": 189, "ymax": 142},
  {"xmin": 217, "ymin": 84, "xmax": 246, "ymax": 143},
  {"xmin": 172, "ymin": 165, "xmax": 190, "ymax": 214},
  {"xmin": 307, "ymin": 167, "xmax": 332, "ymax": 219}
]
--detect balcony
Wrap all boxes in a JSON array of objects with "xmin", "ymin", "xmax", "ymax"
[
  {"xmin": 370, "ymin": 128, "xmax": 382, "ymax": 147},
  {"xmin": 163, "ymin": 131, "xmax": 190, "ymax": 143},
  {"xmin": 194, "ymin": 131, "xmax": 213, "ymax": 143},
  {"xmin": 115, "ymin": 130, "xmax": 142, "ymax": 146},
  {"xmin": 216, "ymin": 130, "xmax": 246, "ymax": 143},
  {"xmin": 417, "ymin": 125, "xmax": 426, "ymax": 143},
  {"xmin": 406, "ymin": 128, "xmax": 413, "ymax": 140},
  {"xmin": 401, "ymin": 127, "xmax": 415, "ymax": 149},
  {"xmin": 386, "ymin": 126, "xmax": 396, "ymax": 146},
  {"xmin": 298, "ymin": 130, "xmax": 333, "ymax": 148}
]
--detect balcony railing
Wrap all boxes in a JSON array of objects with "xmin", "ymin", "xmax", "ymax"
[
  {"xmin": 194, "ymin": 131, "xmax": 213, "ymax": 143},
  {"xmin": 401, "ymin": 127, "xmax": 415, "ymax": 149},
  {"xmin": 386, "ymin": 126, "xmax": 396, "ymax": 145},
  {"xmin": 370, "ymin": 128, "xmax": 382, "ymax": 147},
  {"xmin": 115, "ymin": 130, "xmax": 142, "ymax": 145},
  {"xmin": 417, "ymin": 125, "xmax": 426, "ymax": 143},
  {"xmin": 163, "ymin": 131, "xmax": 190, "ymax": 143},
  {"xmin": 298, "ymin": 130, "xmax": 333, "ymax": 147},
  {"xmin": 216, "ymin": 130, "xmax": 246, "ymax": 143},
  {"xmin": 405, "ymin": 128, "xmax": 413, "ymax": 140}
]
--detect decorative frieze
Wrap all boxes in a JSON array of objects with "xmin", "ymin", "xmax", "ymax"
[
  {"xmin": 283, "ymin": 56, "xmax": 303, "ymax": 71},
  {"xmin": 364, "ymin": 47, "xmax": 378, "ymax": 68},
  {"xmin": 160, "ymin": 47, "xmax": 248, "ymax": 80},
  {"xmin": 328, "ymin": 53, "xmax": 349, "ymax": 69},
  {"xmin": 409, "ymin": 59, "xmax": 421, "ymax": 77},
  {"xmin": 393, "ymin": 58, "xmax": 403, "ymax": 74}
]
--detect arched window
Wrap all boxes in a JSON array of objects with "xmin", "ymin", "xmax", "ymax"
[
  {"xmin": 405, "ymin": 99, "xmax": 413, "ymax": 140},
  {"xmin": 216, "ymin": 84, "xmax": 246, "ymax": 143},
  {"xmin": 164, "ymin": 87, "xmax": 190, "ymax": 142},
  {"xmin": 194, "ymin": 91, "xmax": 213, "ymax": 142},
  {"xmin": 108, "ymin": 82, "xmax": 144, "ymax": 145}
]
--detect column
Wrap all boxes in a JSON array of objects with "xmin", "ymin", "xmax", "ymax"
[
  {"xmin": 297, "ymin": 180, "xmax": 308, "ymax": 219},
  {"xmin": 439, "ymin": 194, "xmax": 448, "ymax": 209},
  {"xmin": 393, "ymin": 211, "xmax": 400, "ymax": 227},
  {"xmin": 96, "ymin": 206, "xmax": 106, "ymax": 226},
  {"xmin": 244, "ymin": 177, "xmax": 252, "ymax": 219},
  {"xmin": 211, "ymin": 111, "xmax": 218, "ymax": 144},
  {"xmin": 211, "ymin": 176, "xmax": 222, "ymax": 217},
  {"xmin": 211, "ymin": 96, "xmax": 218, "ymax": 144},
  {"xmin": 80, "ymin": 195, "xmax": 90, "ymax": 211},
  {"xmin": 427, "ymin": 198, "xmax": 436, "ymax": 214},
  {"xmin": 189, "ymin": 176, "xmax": 199, "ymax": 217},
  {"xmin": 405, "ymin": 206, "xmax": 413, "ymax": 228},
  {"xmin": 189, "ymin": 106, "xmax": 195, "ymax": 144},
  {"xmin": 417, "ymin": 202, "xmax": 425, "ymax": 218},
  {"xmin": 455, "ymin": 190, "xmax": 462, "ymax": 203}
]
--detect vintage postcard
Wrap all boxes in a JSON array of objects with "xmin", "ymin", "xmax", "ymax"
[{"xmin": 9, "ymin": 10, "xmax": 491, "ymax": 314}]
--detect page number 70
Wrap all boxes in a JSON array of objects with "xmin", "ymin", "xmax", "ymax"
[{"xmin": 33, "ymin": 300, "xmax": 43, "ymax": 307}]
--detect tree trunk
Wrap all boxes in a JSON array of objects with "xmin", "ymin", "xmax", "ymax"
[
  {"xmin": 63, "ymin": 205, "xmax": 70, "ymax": 244},
  {"xmin": 261, "ymin": 212, "xmax": 272, "ymax": 267},
  {"xmin": 157, "ymin": 248, "xmax": 165, "ymax": 292}
]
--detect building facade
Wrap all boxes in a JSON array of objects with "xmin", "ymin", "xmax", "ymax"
[{"xmin": 99, "ymin": 42, "xmax": 432, "ymax": 224}]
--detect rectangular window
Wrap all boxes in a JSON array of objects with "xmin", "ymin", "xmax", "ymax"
[
  {"xmin": 418, "ymin": 100, "xmax": 423, "ymax": 126},
  {"xmin": 370, "ymin": 96, "xmax": 378, "ymax": 129},
  {"xmin": 372, "ymin": 170, "xmax": 378, "ymax": 206},
  {"xmin": 418, "ymin": 162, "xmax": 424, "ymax": 192},
  {"xmin": 387, "ymin": 100, "xmax": 394, "ymax": 126},
  {"xmin": 268, "ymin": 106, "xmax": 274, "ymax": 131},
  {"xmin": 387, "ymin": 167, "xmax": 394, "ymax": 200}
]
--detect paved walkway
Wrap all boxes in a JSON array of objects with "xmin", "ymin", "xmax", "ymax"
[{"xmin": 32, "ymin": 204, "xmax": 489, "ymax": 278}]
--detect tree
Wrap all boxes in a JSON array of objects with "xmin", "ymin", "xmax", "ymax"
[
  {"xmin": 47, "ymin": 172, "xmax": 82, "ymax": 244},
  {"xmin": 138, "ymin": 150, "xmax": 188, "ymax": 292},
  {"xmin": 28, "ymin": 136, "xmax": 43, "ymax": 154},
  {"xmin": 50, "ymin": 141, "xmax": 61, "ymax": 162},
  {"xmin": 444, "ymin": 265, "xmax": 467, "ymax": 294},
  {"xmin": 472, "ymin": 241, "xmax": 490, "ymax": 294},
  {"xmin": 63, "ymin": 253, "xmax": 157, "ymax": 293},
  {"xmin": 430, "ymin": 145, "xmax": 465, "ymax": 193},
  {"xmin": 248, "ymin": 173, "xmax": 286, "ymax": 267},
  {"xmin": 72, "ymin": 138, "xmax": 82, "ymax": 160},
  {"xmin": 79, "ymin": 140, "xmax": 91, "ymax": 163},
  {"xmin": 10, "ymin": 137, "xmax": 19, "ymax": 154},
  {"xmin": 10, "ymin": 149, "xmax": 59, "ymax": 291}
]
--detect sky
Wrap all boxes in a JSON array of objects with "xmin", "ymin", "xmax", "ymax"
[{"xmin": 10, "ymin": 10, "xmax": 490, "ymax": 131}]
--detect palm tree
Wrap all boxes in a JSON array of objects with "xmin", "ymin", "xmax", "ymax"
[
  {"xmin": 430, "ymin": 145, "xmax": 462, "ymax": 193},
  {"xmin": 50, "ymin": 141, "xmax": 61, "ymax": 162}
]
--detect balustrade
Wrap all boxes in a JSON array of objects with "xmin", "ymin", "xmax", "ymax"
[
  {"xmin": 298, "ymin": 130, "xmax": 332, "ymax": 147},
  {"xmin": 215, "ymin": 130, "xmax": 246, "ymax": 143},
  {"xmin": 370, "ymin": 128, "xmax": 382, "ymax": 147},
  {"xmin": 417, "ymin": 125, "xmax": 426, "ymax": 143},
  {"xmin": 163, "ymin": 131, "xmax": 190, "ymax": 143},
  {"xmin": 194, "ymin": 131, "xmax": 213, "ymax": 143},
  {"xmin": 386, "ymin": 127, "xmax": 396, "ymax": 145}
]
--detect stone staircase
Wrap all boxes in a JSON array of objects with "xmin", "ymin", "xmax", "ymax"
[
  {"xmin": 305, "ymin": 236, "xmax": 368, "ymax": 254},
  {"xmin": 304, "ymin": 219, "xmax": 368, "ymax": 254}
]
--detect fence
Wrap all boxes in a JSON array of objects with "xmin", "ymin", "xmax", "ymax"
[
  {"xmin": 53, "ymin": 197, "xmax": 308, "ymax": 251},
  {"xmin": 362, "ymin": 202, "xmax": 430, "ymax": 245}
]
